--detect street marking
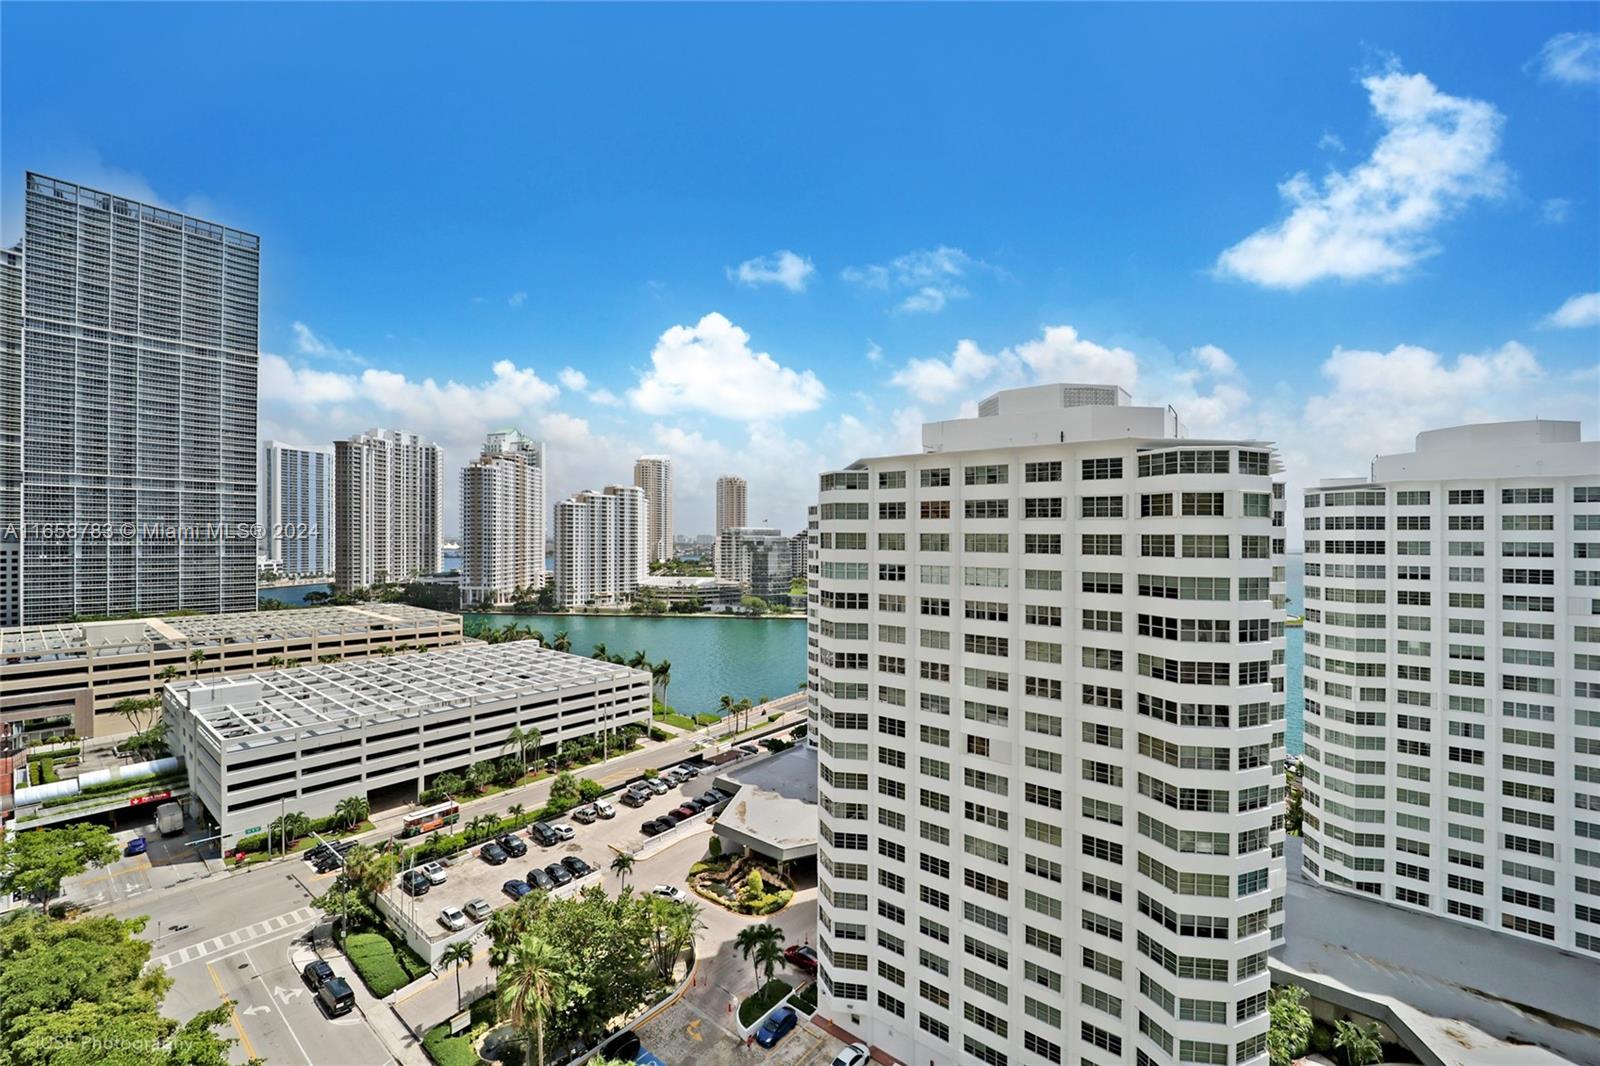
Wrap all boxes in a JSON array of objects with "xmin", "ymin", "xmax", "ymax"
[
  {"xmin": 151, "ymin": 907, "xmax": 317, "ymax": 971},
  {"xmin": 207, "ymin": 961, "xmax": 260, "ymax": 1063},
  {"xmin": 242, "ymin": 945, "xmax": 316, "ymax": 1066},
  {"xmin": 243, "ymin": 1004, "xmax": 271, "ymax": 1016},
  {"xmin": 273, "ymin": 985, "xmax": 305, "ymax": 1005}
]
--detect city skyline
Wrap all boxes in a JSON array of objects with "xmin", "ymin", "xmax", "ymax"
[{"xmin": 2, "ymin": 6, "xmax": 1593, "ymax": 540}]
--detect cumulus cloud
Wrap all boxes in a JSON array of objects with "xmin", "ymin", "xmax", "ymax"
[
  {"xmin": 1541, "ymin": 292, "xmax": 1600, "ymax": 329},
  {"xmin": 727, "ymin": 250, "xmax": 815, "ymax": 292},
  {"xmin": 1317, "ymin": 131, "xmax": 1345, "ymax": 153},
  {"xmin": 1216, "ymin": 65, "xmax": 1507, "ymax": 288},
  {"xmin": 292, "ymin": 321, "xmax": 367, "ymax": 365},
  {"xmin": 558, "ymin": 367, "xmax": 589, "ymax": 391},
  {"xmin": 507, "ymin": 291, "xmax": 528, "ymax": 308},
  {"xmin": 865, "ymin": 341, "xmax": 883, "ymax": 363},
  {"xmin": 628, "ymin": 312, "xmax": 826, "ymax": 420},
  {"xmin": 844, "ymin": 246, "xmax": 988, "ymax": 314},
  {"xmin": 890, "ymin": 325, "xmax": 1138, "ymax": 404},
  {"xmin": 891, "ymin": 340, "xmax": 1009, "ymax": 404},
  {"xmin": 1533, "ymin": 31, "xmax": 1600, "ymax": 85},
  {"xmin": 1190, "ymin": 344, "xmax": 1238, "ymax": 376}
]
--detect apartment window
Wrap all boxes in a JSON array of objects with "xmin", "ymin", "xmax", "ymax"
[
  {"xmin": 964, "ymin": 464, "xmax": 1008, "ymax": 486},
  {"xmin": 1024, "ymin": 460, "xmax": 1061, "ymax": 483},
  {"xmin": 920, "ymin": 468, "xmax": 950, "ymax": 487},
  {"xmin": 1081, "ymin": 495, "xmax": 1125, "ymax": 518}
]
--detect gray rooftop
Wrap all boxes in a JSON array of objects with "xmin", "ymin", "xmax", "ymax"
[{"xmin": 712, "ymin": 745, "xmax": 818, "ymax": 862}]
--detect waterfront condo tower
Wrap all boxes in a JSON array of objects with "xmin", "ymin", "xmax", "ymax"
[
  {"xmin": 460, "ymin": 429, "xmax": 547, "ymax": 608},
  {"xmin": 259, "ymin": 440, "xmax": 335, "ymax": 579},
  {"xmin": 333, "ymin": 428, "xmax": 444, "ymax": 591},
  {"xmin": 811, "ymin": 384, "xmax": 1287, "ymax": 1066},
  {"xmin": 716, "ymin": 474, "xmax": 748, "ymax": 535},
  {"xmin": 554, "ymin": 484, "xmax": 648, "ymax": 608},
  {"xmin": 1300, "ymin": 420, "xmax": 1600, "ymax": 957},
  {"xmin": 1, "ymin": 172, "xmax": 261, "ymax": 625},
  {"xmin": 633, "ymin": 454, "xmax": 674, "ymax": 563}
]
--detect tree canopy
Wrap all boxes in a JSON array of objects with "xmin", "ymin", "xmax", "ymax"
[{"xmin": 0, "ymin": 824, "xmax": 119, "ymax": 904}]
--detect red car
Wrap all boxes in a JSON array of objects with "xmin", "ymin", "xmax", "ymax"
[{"xmin": 784, "ymin": 944, "xmax": 818, "ymax": 973}]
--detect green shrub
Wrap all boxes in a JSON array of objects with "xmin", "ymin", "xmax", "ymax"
[
  {"xmin": 707, "ymin": 836, "xmax": 722, "ymax": 860},
  {"xmin": 791, "ymin": 982, "xmax": 818, "ymax": 1015},
  {"xmin": 345, "ymin": 932, "xmax": 411, "ymax": 997},
  {"xmin": 422, "ymin": 1024, "xmax": 480, "ymax": 1066},
  {"xmin": 738, "ymin": 979, "xmax": 793, "ymax": 1027}
]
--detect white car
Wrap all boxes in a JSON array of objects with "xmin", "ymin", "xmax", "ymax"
[
  {"xmin": 650, "ymin": 885, "xmax": 688, "ymax": 903},
  {"xmin": 438, "ymin": 906, "xmax": 467, "ymax": 931},
  {"xmin": 831, "ymin": 1044, "xmax": 869, "ymax": 1066},
  {"xmin": 419, "ymin": 861, "xmax": 447, "ymax": 885},
  {"xmin": 551, "ymin": 823, "xmax": 576, "ymax": 841},
  {"xmin": 645, "ymin": 777, "xmax": 670, "ymax": 795},
  {"xmin": 593, "ymin": 799, "xmax": 616, "ymax": 819}
]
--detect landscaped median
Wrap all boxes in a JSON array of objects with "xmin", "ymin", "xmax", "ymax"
[
  {"xmin": 422, "ymin": 996, "xmax": 499, "ymax": 1066},
  {"xmin": 737, "ymin": 978, "xmax": 793, "ymax": 1028},
  {"xmin": 344, "ymin": 930, "xmax": 431, "ymax": 997}
]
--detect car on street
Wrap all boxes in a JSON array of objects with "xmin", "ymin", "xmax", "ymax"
[
  {"xmin": 496, "ymin": 833, "xmax": 528, "ymax": 858},
  {"xmin": 545, "ymin": 862, "xmax": 572, "ymax": 887},
  {"xmin": 651, "ymin": 885, "xmax": 687, "ymax": 903},
  {"xmin": 301, "ymin": 959, "xmax": 336, "ymax": 991},
  {"xmin": 755, "ymin": 1007, "xmax": 798, "ymax": 1048},
  {"xmin": 594, "ymin": 799, "xmax": 616, "ymax": 818},
  {"xmin": 316, "ymin": 976, "xmax": 355, "ymax": 1018},
  {"xmin": 480, "ymin": 842, "xmax": 509, "ymax": 865},
  {"xmin": 784, "ymin": 944, "xmax": 818, "ymax": 973},
  {"xmin": 571, "ymin": 805, "xmax": 597, "ymax": 824},
  {"xmin": 502, "ymin": 879, "xmax": 533, "ymax": 900},
  {"xmin": 832, "ymin": 1043, "xmax": 870, "ymax": 1066},
  {"xmin": 551, "ymin": 823, "xmax": 576, "ymax": 841},
  {"xmin": 528, "ymin": 866, "xmax": 555, "ymax": 891},
  {"xmin": 419, "ymin": 861, "xmax": 447, "ymax": 885},
  {"xmin": 529, "ymin": 821, "xmax": 558, "ymax": 846},
  {"xmin": 125, "ymin": 837, "xmax": 148, "ymax": 857},
  {"xmin": 644, "ymin": 777, "xmax": 670, "ymax": 795},
  {"xmin": 400, "ymin": 870, "xmax": 431, "ymax": 897},
  {"xmin": 439, "ymin": 906, "xmax": 467, "ymax": 931},
  {"xmin": 464, "ymin": 898, "xmax": 492, "ymax": 922},
  {"xmin": 561, "ymin": 855, "xmax": 593, "ymax": 878}
]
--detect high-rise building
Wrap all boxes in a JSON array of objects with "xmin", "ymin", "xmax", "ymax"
[
  {"xmin": 633, "ymin": 455, "xmax": 674, "ymax": 563},
  {"xmin": 1301, "ymin": 420, "xmax": 1600, "ymax": 957},
  {"xmin": 716, "ymin": 475, "xmax": 748, "ymax": 535},
  {"xmin": 334, "ymin": 428, "xmax": 443, "ymax": 591},
  {"xmin": 461, "ymin": 429, "xmax": 546, "ymax": 607},
  {"xmin": 2, "ymin": 172, "xmax": 260, "ymax": 625},
  {"xmin": 259, "ymin": 441, "xmax": 335, "ymax": 578},
  {"xmin": 715, "ymin": 526, "xmax": 793, "ymax": 602},
  {"xmin": 554, "ymin": 485, "xmax": 647, "ymax": 607},
  {"xmin": 790, "ymin": 529, "xmax": 809, "ymax": 583},
  {"xmin": 811, "ymin": 384, "xmax": 1287, "ymax": 1066}
]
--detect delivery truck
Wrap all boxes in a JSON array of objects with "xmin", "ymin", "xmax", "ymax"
[{"xmin": 155, "ymin": 802, "xmax": 184, "ymax": 836}]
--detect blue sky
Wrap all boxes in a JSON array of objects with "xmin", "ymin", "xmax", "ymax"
[{"xmin": 3, "ymin": 3, "xmax": 1596, "ymax": 539}]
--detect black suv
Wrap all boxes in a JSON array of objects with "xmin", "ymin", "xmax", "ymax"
[
  {"xmin": 301, "ymin": 959, "xmax": 336, "ymax": 991},
  {"xmin": 400, "ymin": 870, "xmax": 431, "ymax": 896},
  {"xmin": 480, "ymin": 842, "xmax": 509, "ymax": 866},
  {"xmin": 496, "ymin": 833, "xmax": 528, "ymax": 858},
  {"xmin": 529, "ymin": 821, "xmax": 558, "ymax": 847}
]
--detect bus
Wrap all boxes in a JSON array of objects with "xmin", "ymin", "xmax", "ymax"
[{"xmin": 399, "ymin": 800, "xmax": 461, "ymax": 838}]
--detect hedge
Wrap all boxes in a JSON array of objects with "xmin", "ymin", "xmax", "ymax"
[
  {"xmin": 345, "ymin": 932, "xmax": 412, "ymax": 997},
  {"xmin": 791, "ymin": 982, "xmax": 818, "ymax": 1015},
  {"xmin": 421, "ymin": 996, "xmax": 499, "ymax": 1066},
  {"xmin": 738, "ymin": 978, "xmax": 793, "ymax": 1027}
]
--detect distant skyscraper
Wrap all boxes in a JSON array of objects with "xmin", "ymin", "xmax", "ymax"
[
  {"xmin": 633, "ymin": 455, "xmax": 674, "ymax": 563},
  {"xmin": 714, "ymin": 526, "xmax": 792, "ymax": 602},
  {"xmin": 554, "ymin": 485, "xmax": 647, "ymax": 607},
  {"xmin": 334, "ymin": 428, "xmax": 443, "ymax": 590},
  {"xmin": 461, "ymin": 429, "xmax": 546, "ymax": 607},
  {"xmin": 716, "ymin": 475, "xmax": 747, "ymax": 535},
  {"xmin": 1, "ymin": 173, "xmax": 260, "ymax": 625},
  {"xmin": 1302, "ymin": 420, "xmax": 1600, "ymax": 957},
  {"xmin": 788, "ymin": 529, "xmax": 808, "ymax": 582},
  {"xmin": 259, "ymin": 441, "xmax": 335, "ymax": 578}
]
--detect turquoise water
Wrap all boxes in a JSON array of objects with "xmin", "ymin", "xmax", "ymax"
[{"xmin": 465, "ymin": 613, "xmax": 808, "ymax": 719}]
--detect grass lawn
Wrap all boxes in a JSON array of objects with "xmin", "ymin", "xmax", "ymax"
[{"xmin": 738, "ymin": 978, "xmax": 793, "ymax": 1028}]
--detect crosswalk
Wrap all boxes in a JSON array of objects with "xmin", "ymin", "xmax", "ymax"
[{"xmin": 149, "ymin": 906, "xmax": 319, "ymax": 971}]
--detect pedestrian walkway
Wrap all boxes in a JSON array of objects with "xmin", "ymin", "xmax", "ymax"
[{"xmin": 150, "ymin": 906, "xmax": 319, "ymax": 970}]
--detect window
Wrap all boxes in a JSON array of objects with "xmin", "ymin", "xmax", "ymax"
[
  {"xmin": 1081, "ymin": 495, "xmax": 1124, "ymax": 518},
  {"xmin": 964, "ymin": 464, "xmax": 1008, "ymax": 485},
  {"xmin": 1024, "ymin": 460, "xmax": 1061, "ymax": 483},
  {"xmin": 1082, "ymin": 457, "xmax": 1123, "ymax": 480},
  {"xmin": 1182, "ymin": 492, "xmax": 1225, "ymax": 517}
]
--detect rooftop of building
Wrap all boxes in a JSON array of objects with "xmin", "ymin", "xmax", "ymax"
[
  {"xmin": 1355, "ymin": 419, "xmax": 1596, "ymax": 486},
  {"xmin": 168, "ymin": 641, "xmax": 645, "ymax": 753},
  {"xmin": 26, "ymin": 171, "xmax": 260, "ymax": 248},
  {"xmin": 1, "ymin": 603, "xmax": 459, "ymax": 661},
  {"xmin": 638, "ymin": 575, "xmax": 740, "ymax": 589}
]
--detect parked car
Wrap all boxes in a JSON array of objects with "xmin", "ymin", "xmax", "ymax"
[
  {"xmin": 652, "ymin": 817, "xmax": 677, "ymax": 834},
  {"xmin": 439, "ymin": 906, "xmax": 467, "ymax": 931},
  {"xmin": 545, "ymin": 862, "xmax": 573, "ymax": 887},
  {"xmin": 651, "ymin": 885, "xmax": 687, "ymax": 903},
  {"xmin": 784, "ymin": 944, "xmax": 818, "ymax": 974},
  {"xmin": 529, "ymin": 821, "xmax": 558, "ymax": 846},
  {"xmin": 663, "ymin": 809, "xmax": 689, "ymax": 824},
  {"xmin": 640, "ymin": 820, "xmax": 663, "ymax": 837},
  {"xmin": 676, "ymin": 763, "xmax": 700, "ymax": 778},
  {"xmin": 620, "ymin": 791, "xmax": 646, "ymax": 808},
  {"xmin": 301, "ymin": 959, "xmax": 336, "ymax": 991},
  {"xmin": 682, "ymin": 798, "xmax": 707, "ymax": 813},
  {"xmin": 699, "ymin": 790, "xmax": 725, "ymax": 807},
  {"xmin": 599, "ymin": 1032, "xmax": 641, "ymax": 1061},
  {"xmin": 125, "ymin": 837, "xmax": 148, "ymax": 857},
  {"xmin": 551, "ymin": 823, "xmax": 576, "ymax": 842},
  {"xmin": 496, "ymin": 833, "xmax": 528, "ymax": 858},
  {"xmin": 480, "ymin": 842, "xmax": 509, "ymax": 866},
  {"xmin": 502, "ymin": 879, "xmax": 533, "ymax": 900},
  {"xmin": 528, "ymin": 867, "xmax": 554, "ymax": 891},
  {"xmin": 644, "ymin": 777, "xmax": 670, "ymax": 795},
  {"xmin": 463, "ymin": 898, "xmax": 492, "ymax": 922},
  {"xmin": 317, "ymin": 977, "xmax": 355, "ymax": 1018},
  {"xmin": 594, "ymin": 799, "xmax": 616, "ymax": 818},
  {"xmin": 399, "ymin": 870, "xmax": 431, "ymax": 897},
  {"xmin": 738, "ymin": 744, "xmax": 759, "ymax": 756},
  {"xmin": 832, "ymin": 1043, "xmax": 870, "ymax": 1066},
  {"xmin": 755, "ymin": 1007, "xmax": 798, "ymax": 1048},
  {"xmin": 419, "ymin": 861, "xmax": 447, "ymax": 885},
  {"xmin": 662, "ymin": 769, "xmax": 685, "ymax": 785},
  {"xmin": 561, "ymin": 855, "xmax": 593, "ymax": 878},
  {"xmin": 571, "ymin": 805, "xmax": 597, "ymax": 824}
]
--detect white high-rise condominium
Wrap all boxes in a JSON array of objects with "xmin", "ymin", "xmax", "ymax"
[
  {"xmin": 716, "ymin": 474, "xmax": 748, "ymax": 534},
  {"xmin": 715, "ymin": 526, "xmax": 792, "ymax": 601},
  {"xmin": 634, "ymin": 455, "xmax": 674, "ymax": 562},
  {"xmin": 554, "ymin": 485, "xmax": 647, "ymax": 607},
  {"xmin": 259, "ymin": 441, "xmax": 335, "ymax": 578},
  {"xmin": 811, "ymin": 384, "xmax": 1287, "ymax": 1066},
  {"xmin": 334, "ymin": 428, "xmax": 443, "ymax": 591},
  {"xmin": 1301, "ymin": 420, "xmax": 1600, "ymax": 957},
  {"xmin": 461, "ymin": 429, "xmax": 546, "ymax": 607},
  {"xmin": 1, "ymin": 172, "xmax": 260, "ymax": 625}
]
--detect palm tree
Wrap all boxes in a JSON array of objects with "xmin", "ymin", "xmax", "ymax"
[
  {"xmin": 159, "ymin": 664, "xmax": 181, "ymax": 684},
  {"xmin": 343, "ymin": 844, "xmax": 399, "ymax": 902},
  {"xmin": 499, "ymin": 933, "xmax": 584, "ymax": 1066},
  {"xmin": 735, "ymin": 923, "xmax": 786, "ymax": 987},
  {"xmin": 509, "ymin": 803, "xmax": 526, "ymax": 824},
  {"xmin": 187, "ymin": 648, "xmax": 207, "ymax": 676},
  {"xmin": 1333, "ymin": 1020, "xmax": 1383, "ymax": 1066},
  {"xmin": 651, "ymin": 659, "xmax": 671, "ymax": 709},
  {"xmin": 626, "ymin": 649, "xmax": 649, "ymax": 670},
  {"xmin": 589, "ymin": 641, "xmax": 608, "ymax": 661},
  {"xmin": 334, "ymin": 795, "xmax": 370, "ymax": 830},
  {"xmin": 466, "ymin": 814, "xmax": 496, "ymax": 843},
  {"xmin": 737, "ymin": 697, "xmax": 754, "ymax": 733},
  {"xmin": 754, "ymin": 932, "xmax": 787, "ymax": 984},
  {"xmin": 467, "ymin": 760, "xmax": 494, "ymax": 794},
  {"xmin": 525, "ymin": 726, "xmax": 542, "ymax": 765},
  {"xmin": 504, "ymin": 726, "xmax": 530, "ymax": 778},
  {"xmin": 610, "ymin": 851, "xmax": 636, "ymax": 891},
  {"xmin": 550, "ymin": 631, "xmax": 572, "ymax": 653},
  {"xmin": 441, "ymin": 941, "xmax": 475, "ymax": 1009}
]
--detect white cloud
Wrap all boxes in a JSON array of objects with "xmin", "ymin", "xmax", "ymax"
[
  {"xmin": 1013, "ymin": 326, "xmax": 1140, "ymax": 390},
  {"xmin": 260, "ymin": 353, "xmax": 359, "ymax": 406},
  {"xmin": 292, "ymin": 321, "xmax": 367, "ymax": 365},
  {"xmin": 891, "ymin": 339, "xmax": 1008, "ymax": 403},
  {"xmin": 844, "ymin": 246, "xmax": 986, "ymax": 314},
  {"xmin": 1190, "ymin": 344, "xmax": 1238, "ymax": 376},
  {"xmin": 557, "ymin": 366, "xmax": 623, "ymax": 406},
  {"xmin": 1216, "ymin": 65, "xmax": 1507, "ymax": 288},
  {"xmin": 587, "ymin": 388, "xmax": 620, "ymax": 406},
  {"xmin": 1541, "ymin": 198, "xmax": 1573, "ymax": 225},
  {"xmin": 890, "ymin": 325, "xmax": 1140, "ymax": 405},
  {"xmin": 727, "ymin": 250, "xmax": 815, "ymax": 293},
  {"xmin": 558, "ymin": 367, "xmax": 589, "ymax": 391},
  {"xmin": 628, "ymin": 312, "xmax": 826, "ymax": 420},
  {"xmin": 1533, "ymin": 31, "xmax": 1600, "ymax": 85},
  {"xmin": 507, "ymin": 291, "xmax": 528, "ymax": 308},
  {"xmin": 1541, "ymin": 292, "xmax": 1600, "ymax": 329},
  {"xmin": 865, "ymin": 341, "xmax": 883, "ymax": 364},
  {"xmin": 1317, "ymin": 131, "xmax": 1345, "ymax": 152}
]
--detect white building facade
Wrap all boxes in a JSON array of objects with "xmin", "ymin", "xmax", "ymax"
[
  {"xmin": 461, "ymin": 429, "xmax": 546, "ymax": 607},
  {"xmin": 2, "ymin": 172, "xmax": 260, "ymax": 625},
  {"xmin": 334, "ymin": 428, "xmax": 443, "ymax": 591},
  {"xmin": 811, "ymin": 384, "xmax": 1287, "ymax": 1066},
  {"xmin": 554, "ymin": 485, "xmax": 647, "ymax": 607},
  {"xmin": 259, "ymin": 441, "xmax": 335, "ymax": 578},
  {"xmin": 1301, "ymin": 420, "xmax": 1600, "ymax": 958},
  {"xmin": 633, "ymin": 455, "xmax": 674, "ymax": 563},
  {"xmin": 716, "ymin": 525, "xmax": 793, "ymax": 602}
]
